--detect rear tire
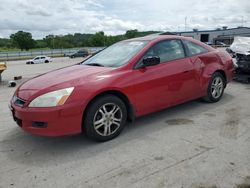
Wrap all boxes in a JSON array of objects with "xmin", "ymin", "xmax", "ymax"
[
  {"xmin": 83, "ymin": 95, "xmax": 127, "ymax": 142},
  {"xmin": 45, "ymin": 60, "xmax": 49, "ymax": 63},
  {"xmin": 202, "ymin": 72, "xmax": 226, "ymax": 103}
]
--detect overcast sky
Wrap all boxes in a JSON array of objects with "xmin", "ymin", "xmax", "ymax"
[{"xmin": 0, "ymin": 0, "xmax": 249, "ymax": 39}]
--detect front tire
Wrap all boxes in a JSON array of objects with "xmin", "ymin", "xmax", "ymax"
[
  {"xmin": 84, "ymin": 95, "xmax": 127, "ymax": 142},
  {"xmin": 203, "ymin": 72, "xmax": 226, "ymax": 103}
]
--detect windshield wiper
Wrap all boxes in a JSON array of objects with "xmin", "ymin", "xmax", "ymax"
[{"xmin": 85, "ymin": 63, "xmax": 105, "ymax": 67}]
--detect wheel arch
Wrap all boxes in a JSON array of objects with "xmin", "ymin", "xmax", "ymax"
[
  {"xmin": 204, "ymin": 65, "xmax": 227, "ymax": 87},
  {"xmin": 81, "ymin": 90, "xmax": 136, "ymax": 131}
]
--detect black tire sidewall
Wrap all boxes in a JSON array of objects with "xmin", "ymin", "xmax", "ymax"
[
  {"xmin": 84, "ymin": 95, "xmax": 127, "ymax": 142},
  {"xmin": 206, "ymin": 72, "xmax": 225, "ymax": 102}
]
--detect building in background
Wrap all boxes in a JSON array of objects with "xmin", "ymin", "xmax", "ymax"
[{"xmin": 162, "ymin": 27, "xmax": 250, "ymax": 45}]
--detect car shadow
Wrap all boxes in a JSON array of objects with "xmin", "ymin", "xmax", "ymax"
[{"xmin": 2, "ymin": 93, "xmax": 234, "ymax": 167}]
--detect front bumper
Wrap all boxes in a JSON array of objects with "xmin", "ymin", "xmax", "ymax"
[
  {"xmin": 237, "ymin": 61, "xmax": 250, "ymax": 73},
  {"xmin": 10, "ymin": 102, "xmax": 84, "ymax": 136},
  {"xmin": 235, "ymin": 53, "xmax": 250, "ymax": 73}
]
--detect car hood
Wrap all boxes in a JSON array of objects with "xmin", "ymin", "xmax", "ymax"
[
  {"xmin": 230, "ymin": 36, "xmax": 250, "ymax": 55},
  {"xmin": 17, "ymin": 65, "xmax": 113, "ymax": 100}
]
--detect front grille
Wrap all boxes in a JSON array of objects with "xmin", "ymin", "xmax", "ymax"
[
  {"xmin": 13, "ymin": 96, "xmax": 26, "ymax": 107},
  {"xmin": 236, "ymin": 54, "xmax": 250, "ymax": 61}
]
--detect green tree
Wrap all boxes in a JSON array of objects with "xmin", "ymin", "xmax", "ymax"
[
  {"xmin": 53, "ymin": 35, "xmax": 73, "ymax": 48},
  {"xmin": 88, "ymin": 31, "xmax": 106, "ymax": 47},
  {"xmin": 35, "ymin": 39, "xmax": 47, "ymax": 48},
  {"xmin": 125, "ymin": 29, "xmax": 139, "ymax": 39},
  {"xmin": 0, "ymin": 38, "xmax": 11, "ymax": 49},
  {"xmin": 10, "ymin": 31, "xmax": 36, "ymax": 51},
  {"xmin": 43, "ymin": 35, "xmax": 55, "ymax": 48}
]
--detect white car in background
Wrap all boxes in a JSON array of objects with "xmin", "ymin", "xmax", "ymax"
[{"xmin": 26, "ymin": 56, "xmax": 52, "ymax": 64}]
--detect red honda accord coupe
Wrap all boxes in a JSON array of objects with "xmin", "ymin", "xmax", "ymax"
[{"xmin": 10, "ymin": 35, "xmax": 234, "ymax": 141}]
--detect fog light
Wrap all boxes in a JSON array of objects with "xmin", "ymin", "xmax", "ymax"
[{"xmin": 32, "ymin": 121, "xmax": 48, "ymax": 128}]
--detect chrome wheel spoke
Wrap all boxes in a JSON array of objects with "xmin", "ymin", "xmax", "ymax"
[
  {"xmin": 113, "ymin": 117, "xmax": 121, "ymax": 124},
  {"xmin": 218, "ymin": 83, "xmax": 223, "ymax": 88},
  {"xmin": 99, "ymin": 108, "xmax": 105, "ymax": 115},
  {"xmin": 112, "ymin": 121, "xmax": 120, "ymax": 127},
  {"xmin": 110, "ymin": 105, "xmax": 119, "ymax": 115},
  {"xmin": 215, "ymin": 89, "xmax": 219, "ymax": 97},
  {"xmin": 94, "ymin": 118, "xmax": 104, "ymax": 125},
  {"xmin": 103, "ymin": 125, "xmax": 108, "ymax": 136},
  {"xmin": 95, "ymin": 122, "xmax": 105, "ymax": 130},
  {"xmin": 211, "ymin": 85, "xmax": 216, "ymax": 90},
  {"xmin": 101, "ymin": 105, "xmax": 108, "ymax": 114},
  {"xmin": 215, "ymin": 77, "xmax": 220, "ymax": 85},
  {"xmin": 212, "ymin": 89, "xmax": 217, "ymax": 97},
  {"xmin": 107, "ymin": 125, "xmax": 111, "ymax": 135}
]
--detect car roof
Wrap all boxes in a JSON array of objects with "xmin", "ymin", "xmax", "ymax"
[
  {"xmin": 34, "ymin": 56, "xmax": 47, "ymax": 58},
  {"xmin": 124, "ymin": 35, "xmax": 188, "ymax": 42},
  {"xmin": 124, "ymin": 35, "xmax": 214, "ymax": 51}
]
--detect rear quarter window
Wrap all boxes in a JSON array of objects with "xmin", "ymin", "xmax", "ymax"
[{"xmin": 183, "ymin": 40, "xmax": 208, "ymax": 56}]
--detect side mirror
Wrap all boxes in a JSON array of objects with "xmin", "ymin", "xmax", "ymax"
[{"xmin": 142, "ymin": 56, "xmax": 160, "ymax": 67}]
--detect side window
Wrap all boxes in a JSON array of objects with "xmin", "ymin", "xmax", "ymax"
[
  {"xmin": 144, "ymin": 40, "xmax": 185, "ymax": 63},
  {"xmin": 41, "ymin": 57, "xmax": 45, "ymax": 59},
  {"xmin": 34, "ymin": 57, "xmax": 40, "ymax": 60},
  {"xmin": 183, "ymin": 41, "xmax": 208, "ymax": 56}
]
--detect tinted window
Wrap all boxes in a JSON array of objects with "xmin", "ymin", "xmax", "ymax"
[
  {"xmin": 183, "ymin": 41, "xmax": 208, "ymax": 56},
  {"xmin": 144, "ymin": 40, "xmax": 185, "ymax": 63},
  {"xmin": 41, "ymin": 57, "xmax": 45, "ymax": 59},
  {"xmin": 34, "ymin": 57, "xmax": 40, "ymax": 60}
]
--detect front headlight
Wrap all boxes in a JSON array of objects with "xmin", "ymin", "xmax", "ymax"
[{"xmin": 28, "ymin": 87, "xmax": 74, "ymax": 107}]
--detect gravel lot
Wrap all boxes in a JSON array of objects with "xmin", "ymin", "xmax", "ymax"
[{"xmin": 0, "ymin": 57, "xmax": 250, "ymax": 188}]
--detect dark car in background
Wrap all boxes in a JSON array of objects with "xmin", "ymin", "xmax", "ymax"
[{"xmin": 68, "ymin": 49, "xmax": 89, "ymax": 58}]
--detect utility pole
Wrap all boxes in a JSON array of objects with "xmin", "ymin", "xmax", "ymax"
[
  {"xmin": 52, "ymin": 35, "xmax": 55, "ymax": 49},
  {"xmin": 241, "ymin": 16, "xmax": 244, "ymax": 27},
  {"xmin": 185, "ymin": 16, "xmax": 187, "ymax": 31}
]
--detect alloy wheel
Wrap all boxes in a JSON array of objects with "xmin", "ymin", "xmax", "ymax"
[
  {"xmin": 211, "ymin": 77, "xmax": 223, "ymax": 99},
  {"xmin": 93, "ymin": 103, "xmax": 122, "ymax": 136}
]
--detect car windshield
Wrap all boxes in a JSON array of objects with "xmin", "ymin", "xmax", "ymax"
[{"xmin": 82, "ymin": 41, "xmax": 148, "ymax": 67}]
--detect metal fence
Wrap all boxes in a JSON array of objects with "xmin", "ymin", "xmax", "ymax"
[{"xmin": 0, "ymin": 47, "xmax": 104, "ymax": 61}]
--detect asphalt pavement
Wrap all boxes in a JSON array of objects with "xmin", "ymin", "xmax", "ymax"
[{"xmin": 0, "ymin": 57, "xmax": 249, "ymax": 188}]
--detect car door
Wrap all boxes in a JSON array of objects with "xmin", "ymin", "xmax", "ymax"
[
  {"xmin": 182, "ymin": 40, "xmax": 212, "ymax": 95},
  {"xmin": 133, "ymin": 39, "xmax": 201, "ymax": 116},
  {"xmin": 33, "ymin": 57, "xmax": 40, "ymax": 64},
  {"xmin": 40, "ymin": 57, "xmax": 45, "ymax": 63},
  {"xmin": 77, "ymin": 50, "xmax": 83, "ymax": 57}
]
